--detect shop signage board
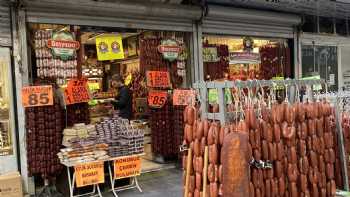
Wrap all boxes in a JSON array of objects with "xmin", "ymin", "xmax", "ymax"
[
  {"xmin": 173, "ymin": 89, "xmax": 196, "ymax": 106},
  {"xmin": 21, "ymin": 85, "xmax": 54, "ymax": 108},
  {"xmin": 146, "ymin": 71, "xmax": 171, "ymax": 88},
  {"xmin": 114, "ymin": 155, "xmax": 141, "ymax": 179},
  {"xmin": 96, "ymin": 35, "xmax": 124, "ymax": 61},
  {"xmin": 158, "ymin": 39, "xmax": 182, "ymax": 62},
  {"xmin": 74, "ymin": 161, "xmax": 104, "ymax": 188},
  {"xmin": 64, "ymin": 78, "xmax": 91, "ymax": 105},
  {"xmin": 47, "ymin": 31, "xmax": 80, "ymax": 60},
  {"xmin": 147, "ymin": 91, "xmax": 168, "ymax": 108},
  {"xmin": 229, "ymin": 52, "xmax": 261, "ymax": 64},
  {"xmin": 301, "ymin": 75, "xmax": 322, "ymax": 91},
  {"xmin": 203, "ymin": 47, "xmax": 219, "ymax": 62}
]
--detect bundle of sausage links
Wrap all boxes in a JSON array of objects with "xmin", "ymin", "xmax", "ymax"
[{"xmin": 183, "ymin": 99, "xmax": 340, "ymax": 197}]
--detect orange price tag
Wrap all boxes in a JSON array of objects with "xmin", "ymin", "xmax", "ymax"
[
  {"xmin": 114, "ymin": 156, "xmax": 141, "ymax": 179},
  {"xmin": 21, "ymin": 85, "xmax": 54, "ymax": 108},
  {"xmin": 74, "ymin": 162, "xmax": 104, "ymax": 188},
  {"xmin": 147, "ymin": 91, "xmax": 168, "ymax": 108},
  {"xmin": 173, "ymin": 89, "xmax": 196, "ymax": 106},
  {"xmin": 146, "ymin": 71, "xmax": 171, "ymax": 88},
  {"xmin": 64, "ymin": 78, "xmax": 90, "ymax": 105}
]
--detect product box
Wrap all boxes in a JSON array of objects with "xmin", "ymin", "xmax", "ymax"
[{"xmin": 0, "ymin": 171, "xmax": 22, "ymax": 197}]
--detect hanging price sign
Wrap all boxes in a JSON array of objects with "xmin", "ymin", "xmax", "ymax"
[
  {"xmin": 74, "ymin": 162, "xmax": 104, "ymax": 188},
  {"xmin": 21, "ymin": 85, "xmax": 54, "ymax": 108},
  {"xmin": 147, "ymin": 91, "xmax": 168, "ymax": 108},
  {"xmin": 146, "ymin": 71, "xmax": 171, "ymax": 88},
  {"xmin": 114, "ymin": 156, "xmax": 141, "ymax": 179},
  {"xmin": 173, "ymin": 89, "xmax": 196, "ymax": 106},
  {"xmin": 64, "ymin": 78, "xmax": 91, "ymax": 105}
]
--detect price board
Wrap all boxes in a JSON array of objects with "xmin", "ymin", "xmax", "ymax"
[
  {"xmin": 147, "ymin": 91, "xmax": 168, "ymax": 108},
  {"xmin": 21, "ymin": 85, "xmax": 54, "ymax": 108},
  {"xmin": 64, "ymin": 78, "xmax": 91, "ymax": 105},
  {"xmin": 74, "ymin": 161, "xmax": 104, "ymax": 188},
  {"xmin": 173, "ymin": 89, "xmax": 195, "ymax": 106},
  {"xmin": 114, "ymin": 156, "xmax": 141, "ymax": 179},
  {"xmin": 146, "ymin": 71, "xmax": 171, "ymax": 88}
]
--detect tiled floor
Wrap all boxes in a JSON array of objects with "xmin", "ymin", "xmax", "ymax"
[{"xmin": 104, "ymin": 168, "xmax": 183, "ymax": 197}]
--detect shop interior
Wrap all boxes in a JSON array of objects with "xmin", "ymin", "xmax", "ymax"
[{"xmin": 26, "ymin": 23, "xmax": 190, "ymax": 193}]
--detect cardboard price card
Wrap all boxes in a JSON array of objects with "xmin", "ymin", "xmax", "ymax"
[
  {"xmin": 147, "ymin": 91, "xmax": 168, "ymax": 108},
  {"xmin": 173, "ymin": 89, "xmax": 196, "ymax": 106},
  {"xmin": 74, "ymin": 162, "xmax": 104, "ymax": 188},
  {"xmin": 21, "ymin": 85, "xmax": 54, "ymax": 108},
  {"xmin": 146, "ymin": 71, "xmax": 171, "ymax": 88},
  {"xmin": 114, "ymin": 156, "xmax": 141, "ymax": 179},
  {"xmin": 64, "ymin": 79, "xmax": 91, "ymax": 105}
]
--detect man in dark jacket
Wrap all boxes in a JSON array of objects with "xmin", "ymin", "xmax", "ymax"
[{"xmin": 111, "ymin": 74, "xmax": 133, "ymax": 120}]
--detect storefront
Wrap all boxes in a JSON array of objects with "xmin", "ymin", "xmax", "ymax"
[{"xmin": 14, "ymin": 0, "xmax": 202, "ymax": 195}]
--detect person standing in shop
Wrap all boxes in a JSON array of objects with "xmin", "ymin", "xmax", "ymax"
[{"xmin": 111, "ymin": 74, "xmax": 133, "ymax": 120}]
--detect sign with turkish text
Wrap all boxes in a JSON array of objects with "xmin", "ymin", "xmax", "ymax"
[
  {"xmin": 74, "ymin": 162, "xmax": 104, "ymax": 188},
  {"xmin": 21, "ymin": 85, "xmax": 54, "ymax": 108},
  {"xmin": 229, "ymin": 52, "xmax": 261, "ymax": 64},
  {"xmin": 203, "ymin": 47, "xmax": 219, "ymax": 62},
  {"xmin": 173, "ymin": 89, "xmax": 195, "ymax": 106},
  {"xmin": 146, "ymin": 71, "xmax": 171, "ymax": 88},
  {"xmin": 158, "ymin": 39, "xmax": 182, "ymax": 62},
  {"xmin": 96, "ymin": 35, "xmax": 124, "ymax": 61},
  {"xmin": 64, "ymin": 78, "xmax": 90, "ymax": 105},
  {"xmin": 47, "ymin": 31, "xmax": 80, "ymax": 60},
  {"xmin": 147, "ymin": 91, "xmax": 168, "ymax": 108},
  {"xmin": 114, "ymin": 156, "xmax": 141, "ymax": 179}
]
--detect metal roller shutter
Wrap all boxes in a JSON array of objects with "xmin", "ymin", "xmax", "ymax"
[
  {"xmin": 0, "ymin": 1, "xmax": 11, "ymax": 47},
  {"xmin": 23, "ymin": 0, "xmax": 202, "ymax": 32},
  {"xmin": 203, "ymin": 5, "xmax": 301, "ymax": 38}
]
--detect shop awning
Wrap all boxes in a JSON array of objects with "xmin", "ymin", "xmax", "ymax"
[{"xmin": 22, "ymin": 0, "xmax": 202, "ymax": 32}]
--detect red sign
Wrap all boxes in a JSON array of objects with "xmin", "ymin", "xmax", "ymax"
[
  {"xmin": 64, "ymin": 78, "xmax": 90, "ymax": 105},
  {"xmin": 148, "ymin": 91, "xmax": 168, "ymax": 108},
  {"xmin": 173, "ymin": 89, "xmax": 196, "ymax": 106},
  {"xmin": 21, "ymin": 85, "xmax": 54, "ymax": 108},
  {"xmin": 146, "ymin": 71, "xmax": 171, "ymax": 88},
  {"xmin": 157, "ymin": 45, "xmax": 182, "ymax": 53},
  {"xmin": 47, "ymin": 39, "xmax": 80, "ymax": 49}
]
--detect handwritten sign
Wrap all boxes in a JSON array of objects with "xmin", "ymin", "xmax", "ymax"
[
  {"xmin": 21, "ymin": 85, "xmax": 53, "ymax": 108},
  {"xmin": 114, "ymin": 156, "xmax": 141, "ymax": 179},
  {"xmin": 148, "ymin": 91, "xmax": 167, "ymax": 108},
  {"xmin": 146, "ymin": 71, "xmax": 171, "ymax": 88},
  {"xmin": 64, "ymin": 79, "xmax": 90, "ymax": 105},
  {"xmin": 173, "ymin": 89, "xmax": 195, "ymax": 106},
  {"xmin": 74, "ymin": 162, "xmax": 104, "ymax": 188}
]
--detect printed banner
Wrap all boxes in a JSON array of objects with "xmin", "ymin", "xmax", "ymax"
[
  {"xmin": 21, "ymin": 85, "xmax": 54, "ymax": 108},
  {"xmin": 96, "ymin": 35, "xmax": 124, "ymax": 61},
  {"xmin": 148, "ymin": 91, "xmax": 168, "ymax": 108},
  {"xmin": 64, "ymin": 78, "xmax": 90, "ymax": 105},
  {"xmin": 114, "ymin": 156, "xmax": 141, "ymax": 179},
  {"xmin": 75, "ymin": 162, "xmax": 104, "ymax": 188},
  {"xmin": 173, "ymin": 89, "xmax": 195, "ymax": 106},
  {"xmin": 146, "ymin": 71, "xmax": 171, "ymax": 88}
]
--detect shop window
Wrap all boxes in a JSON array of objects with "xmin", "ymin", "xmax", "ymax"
[
  {"xmin": 0, "ymin": 48, "xmax": 13, "ymax": 157},
  {"xmin": 302, "ymin": 15, "xmax": 318, "ymax": 33},
  {"xmin": 202, "ymin": 35, "xmax": 291, "ymax": 81},
  {"xmin": 319, "ymin": 16, "xmax": 334, "ymax": 34},
  {"xmin": 301, "ymin": 45, "xmax": 338, "ymax": 91},
  {"xmin": 336, "ymin": 18, "xmax": 347, "ymax": 36}
]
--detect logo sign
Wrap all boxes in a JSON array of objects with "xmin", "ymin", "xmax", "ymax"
[
  {"xmin": 173, "ymin": 89, "xmax": 196, "ymax": 106},
  {"xmin": 75, "ymin": 162, "xmax": 104, "ymax": 188},
  {"xmin": 148, "ymin": 91, "xmax": 167, "ymax": 108},
  {"xmin": 64, "ymin": 78, "xmax": 90, "ymax": 105},
  {"xmin": 21, "ymin": 85, "xmax": 54, "ymax": 108},
  {"xmin": 47, "ymin": 31, "xmax": 80, "ymax": 60},
  {"xmin": 146, "ymin": 71, "xmax": 171, "ymax": 88},
  {"xmin": 158, "ymin": 39, "xmax": 182, "ymax": 62},
  {"xmin": 114, "ymin": 156, "xmax": 141, "ymax": 179},
  {"xmin": 203, "ymin": 47, "xmax": 219, "ymax": 63},
  {"xmin": 229, "ymin": 52, "xmax": 261, "ymax": 64},
  {"xmin": 243, "ymin": 37, "xmax": 254, "ymax": 52},
  {"xmin": 96, "ymin": 35, "xmax": 124, "ymax": 61}
]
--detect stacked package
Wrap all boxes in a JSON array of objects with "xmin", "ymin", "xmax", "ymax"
[{"xmin": 95, "ymin": 114, "xmax": 144, "ymax": 157}]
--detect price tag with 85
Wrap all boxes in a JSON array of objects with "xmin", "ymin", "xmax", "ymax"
[
  {"xmin": 148, "ymin": 91, "xmax": 167, "ymax": 108},
  {"xmin": 21, "ymin": 85, "xmax": 54, "ymax": 108}
]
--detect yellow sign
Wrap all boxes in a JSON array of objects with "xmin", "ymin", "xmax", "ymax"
[
  {"xmin": 114, "ymin": 156, "xmax": 141, "ymax": 179},
  {"xmin": 74, "ymin": 162, "xmax": 104, "ymax": 188},
  {"xmin": 124, "ymin": 74, "xmax": 132, "ymax": 86},
  {"xmin": 96, "ymin": 35, "xmax": 124, "ymax": 61}
]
